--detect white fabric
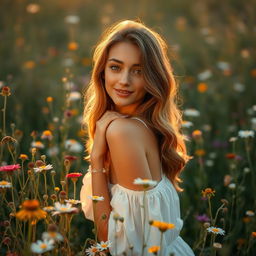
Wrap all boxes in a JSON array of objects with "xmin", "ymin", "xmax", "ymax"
[{"xmin": 80, "ymin": 173, "xmax": 194, "ymax": 256}]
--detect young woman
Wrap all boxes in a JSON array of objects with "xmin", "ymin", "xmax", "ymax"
[{"xmin": 80, "ymin": 20, "xmax": 194, "ymax": 256}]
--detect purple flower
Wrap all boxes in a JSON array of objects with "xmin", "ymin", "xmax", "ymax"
[{"xmin": 195, "ymin": 214, "xmax": 210, "ymax": 222}]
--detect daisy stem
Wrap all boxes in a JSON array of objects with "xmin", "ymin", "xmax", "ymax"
[
  {"xmin": 43, "ymin": 172, "xmax": 47, "ymax": 195},
  {"xmin": 2, "ymin": 95, "xmax": 7, "ymax": 136},
  {"xmin": 159, "ymin": 232, "xmax": 164, "ymax": 256},
  {"xmin": 9, "ymin": 175, "xmax": 16, "ymax": 207},
  {"xmin": 73, "ymin": 180, "xmax": 76, "ymax": 200},
  {"xmin": 207, "ymin": 197, "xmax": 213, "ymax": 224},
  {"xmin": 7, "ymin": 142, "xmax": 16, "ymax": 164},
  {"xmin": 141, "ymin": 190, "xmax": 146, "ymax": 256}
]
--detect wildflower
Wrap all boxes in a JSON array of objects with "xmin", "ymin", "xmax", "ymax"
[
  {"xmin": 150, "ymin": 220, "xmax": 175, "ymax": 232},
  {"xmin": 47, "ymin": 146, "xmax": 59, "ymax": 156},
  {"xmin": 182, "ymin": 120, "xmax": 193, "ymax": 128},
  {"xmin": 46, "ymin": 96, "xmax": 53, "ymax": 103},
  {"xmin": 244, "ymin": 167, "xmax": 250, "ymax": 173},
  {"xmin": 217, "ymin": 61, "xmax": 230, "ymax": 71},
  {"xmin": 205, "ymin": 159, "xmax": 214, "ymax": 167},
  {"xmin": 184, "ymin": 108, "xmax": 200, "ymax": 117},
  {"xmin": 243, "ymin": 217, "xmax": 251, "ymax": 223},
  {"xmin": 31, "ymin": 239, "xmax": 54, "ymax": 254},
  {"xmin": 0, "ymin": 180, "xmax": 12, "ymax": 188},
  {"xmin": 195, "ymin": 149, "xmax": 206, "ymax": 156},
  {"xmin": 85, "ymin": 245, "xmax": 100, "ymax": 256},
  {"xmin": 133, "ymin": 178, "xmax": 158, "ymax": 188},
  {"xmin": 68, "ymin": 42, "xmax": 78, "ymax": 51},
  {"xmin": 148, "ymin": 245, "xmax": 160, "ymax": 254},
  {"xmin": 251, "ymin": 232, "xmax": 256, "ymax": 238},
  {"xmin": 201, "ymin": 188, "xmax": 215, "ymax": 198},
  {"xmin": 88, "ymin": 195, "xmax": 104, "ymax": 202},
  {"xmin": 229, "ymin": 137, "xmax": 237, "ymax": 142},
  {"xmin": 192, "ymin": 130, "xmax": 202, "ymax": 139},
  {"xmin": 96, "ymin": 240, "xmax": 112, "ymax": 251},
  {"xmin": 246, "ymin": 210, "xmax": 255, "ymax": 217},
  {"xmin": 68, "ymin": 91, "xmax": 81, "ymax": 101},
  {"xmin": 228, "ymin": 183, "xmax": 236, "ymax": 190},
  {"xmin": 197, "ymin": 69, "xmax": 212, "ymax": 81},
  {"xmin": 195, "ymin": 214, "xmax": 210, "ymax": 223},
  {"xmin": 64, "ymin": 15, "xmax": 80, "ymax": 24},
  {"xmin": 225, "ymin": 153, "xmax": 236, "ymax": 159},
  {"xmin": 66, "ymin": 172, "xmax": 83, "ymax": 178},
  {"xmin": 238, "ymin": 130, "xmax": 254, "ymax": 138},
  {"xmin": 0, "ymin": 164, "xmax": 20, "ymax": 172},
  {"xmin": 52, "ymin": 202, "xmax": 78, "ymax": 216},
  {"xmin": 23, "ymin": 60, "xmax": 36, "ymax": 69},
  {"xmin": 31, "ymin": 141, "xmax": 44, "ymax": 149},
  {"xmin": 207, "ymin": 226, "xmax": 225, "ymax": 235},
  {"xmin": 213, "ymin": 242, "xmax": 222, "ymax": 249},
  {"xmin": 65, "ymin": 199, "xmax": 81, "ymax": 205},
  {"xmin": 34, "ymin": 164, "xmax": 53, "ymax": 173},
  {"xmin": 42, "ymin": 231, "xmax": 63, "ymax": 242},
  {"xmin": 65, "ymin": 139, "xmax": 83, "ymax": 153},
  {"xmin": 224, "ymin": 175, "xmax": 232, "ymax": 186},
  {"xmin": 41, "ymin": 130, "xmax": 53, "ymax": 140},
  {"xmin": 64, "ymin": 155, "xmax": 78, "ymax": 161},
  {"xmin": 0, "ymin": 86, "xmax": 11, "ymax": 96},
  {"xmin": 16, "ymin": 199, "xmax": 47, "ymax": 221},
  {"xmin": 19, "ymin": 154, "xmax": 28, "ymax": 160},
  {"xmin": 197, "ymin": 82, "xmax": 208, "ymax": 93},
  {"xmin": 54, "ymin": 187, "xmax": 60, "ymax": 192},
  {"xmin": 43, "ymin": 206, "xmax": 55, "ymax": 212}
]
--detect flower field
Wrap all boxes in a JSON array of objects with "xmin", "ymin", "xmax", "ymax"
[{"xmin": 0, "ymin": 0, "xmax": 256, "ymax": 255}]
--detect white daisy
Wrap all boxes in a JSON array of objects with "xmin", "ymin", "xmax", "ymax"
[
  {"xmin": 133, "ymin": 178, "xmax": 158, "ymax": 187},
  {"xmin": 96, "ymin": 240, "xmax": 112, "ymax": 251},
  {"xmin": 34, "ymin": 164, "xmax": 53, "ymax": 173},
  {"xmin": 42, "ymin": 231, "xmax": 63, "ymax": 242},
  {"xmin": 65, "ymin": 139, "xmax": 83, "ymax": 153},
  {"xmin": 52, "ymin": 202, "xmax": 78, "ymax": 216},
  {"xmin": 228, "ymin": 183, "xmax": 236, "ymax": 190},
  {"xmin": 88, "ymin": 195, "xmax": 104, "ymax": 202},
  {"xmin": 238, "ymin": 130, "xmax": 255, "ymax": 138},
  {"xmin": 31, "ymin": 141, "xmax": 45, "ymax": 149},
  {"xmin": 64, "ymin": 15, "xmax": 80, "ymax": 24},
  {"xmin": 197, "ymin": 69, "xmax": 212, "ymax": 81},
  {"xmin": 68, "ymin": 91, "xmax": 81, "ymax": 101},
  {"xmin": 207, "ymin": 226, "xmax": 225, "ymax": 235},
  {"xmin": 184, "ymin": 108, "xmax": 200, "ymax": 117},
  {"xmin": 182, "ymin": 121, "xmax": 193, "ymax": 128},
  {"xmin": 0, "ymin": 180, "xmax": 12, "ymax": 188},
  {"xmin": 85, "ymin": 245, "xmax": 100, "ymax": 256},
  {"xmin": 246, "ymin": 210, "xmax": 255, "ymax": 217},
  {"xmin": 65, "ymin": 199, "xmax": 82, "ymax": 205},
  {"xmin": 31, "ymin": 239, "xmax": 54, "ymax": 254}
]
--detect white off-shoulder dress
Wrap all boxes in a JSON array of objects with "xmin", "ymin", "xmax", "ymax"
[{"xmin": 80, "ymin": 118, "xmax": 194, "ymax": 256}]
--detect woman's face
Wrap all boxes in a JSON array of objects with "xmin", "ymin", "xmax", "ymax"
[{"xmin": 104, "ymin": 41, "xmax": 147, "ymax": 115}]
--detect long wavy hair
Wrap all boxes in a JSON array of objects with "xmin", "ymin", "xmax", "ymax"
[{"xmin": 82, "ymin": 20, "xmax": 190, "ymax": 191}]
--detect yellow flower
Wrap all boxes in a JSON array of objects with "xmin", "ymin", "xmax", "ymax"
[
  {"xmin": 19, "ymin": 154, "xmax": 28, "ymax": 160},
  {"xmin": 150, "ymin": 220, "xmax": 175, "ymax": 232},
  {"xmin": 148, "ymin": 245, "xmax": 160, "ymax": 253},
  {"xmin": 46, "ymin": 97, "xmax": 53, "ymax": 103},
  {"xmin": 197, "ymin": 83, "xmax": 208, "ymax": 93},
  {"xmin": 202, "ymin": 188, "xmax": 215, "ymax": 198},
  {"xmin": 16, "ymin": 200, "xmax": 47, "ymax": 222},
  {"xmin": 195, "ymin": 149, "xmax": 206, "ymax": 156}
]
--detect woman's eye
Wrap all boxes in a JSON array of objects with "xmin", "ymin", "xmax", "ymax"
[
  {"xmin": 132, "ymin": 69, "xmax": 142, "ymax": 75},
  {"xmin": 110, "ymin": 65, "xmax": 120, "ymax": 71}
]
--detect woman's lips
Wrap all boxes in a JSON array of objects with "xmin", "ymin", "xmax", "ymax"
[{"xmin": 114, "ymin": 88, "xmax": 133, "ymax": 97}]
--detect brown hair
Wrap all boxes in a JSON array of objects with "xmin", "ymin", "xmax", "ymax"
[{"xmin": 82, "ymin": 20, "xmax": 190, "ymax": 191}]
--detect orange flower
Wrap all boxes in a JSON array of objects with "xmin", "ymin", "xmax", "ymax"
[
  {"xmin": 197, "ymin": 83, "xmax": 208, "ymax": 93},
  {"xmin": 150, "ymin": 220, "xmax": 175, "ymax": 232},
  {"xmin": 148, "ymin": 245, "xmax": 160, "ymax": 254},
  {"xmin": 192, "ymin": 130, "xmax": 202, "ymax": 140},
  {"xmin": 225, "ymin": 153, "xmax": 236, "ymax": 159},
  {"xmin": 46, "ymin": 96, "xmax": 53, "ymax": 103},
  {"xmin": 202, "ymin": 188, "xmax": 215, "ymax": 198},
  {"xmin": 68, "ymin": 42, "xmax": 78, "ymax": 51},
  {"xmin": 41, "ymin": 130, "xmax": 53, "ymax": 140},
  {"xmin": 16, "ymin": 200, "xmax": 47, "ymax": 222},
  {"xmin": 19, "ymin": 154, "xmax": 28, "ymax": 160},
  {"xmin": 251, "ymin": 232, "xmax": 256, "ymax": 238},
  {"xmin": 243, "ymin": 217, "xmax": 251, "ymax": 223},
  {"xmin": 250, "ymin": 68, "xmax": 256, "ymax": 77},
  {"xmin": 0, "ymin": 86, "xmax": 11, "ymax": 96},
  {"xmin": 23, "ymin": 60, "xmax": 36, "ymax": 69},
  {"xmin": 195, "ymin": 149, "xmax": 206, "ymax": 157}
]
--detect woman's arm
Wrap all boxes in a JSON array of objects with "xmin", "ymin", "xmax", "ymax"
[{"xmin": 90, "ymin": 111, "xmax": 127, "ymax": 241}]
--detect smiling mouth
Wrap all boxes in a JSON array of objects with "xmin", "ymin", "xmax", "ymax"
[{"xmin": 114, "ymin": 89, "xmax": 133, "ymax": 95}]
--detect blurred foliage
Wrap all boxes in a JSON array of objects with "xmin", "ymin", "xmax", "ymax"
[{"xmin": 0, "ymin": 0, "xmax": 256, "ymax": 255}]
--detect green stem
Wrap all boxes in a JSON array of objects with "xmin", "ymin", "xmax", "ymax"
[
  {"xmin": 208, "ymin": 197, "xmax": 213, "ymax": 224},
  {"xmin": 2, "ymin": 95, "xmax": 7, "ymax": 136}
]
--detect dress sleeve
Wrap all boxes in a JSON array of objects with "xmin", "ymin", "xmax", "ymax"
[
  {"xmin": 108, "ymin": 177, "xmax": 184, "ymax": 256},
  {"xmin": 80, "ymin": 172, "xmax": 94, "ymax": 221}
]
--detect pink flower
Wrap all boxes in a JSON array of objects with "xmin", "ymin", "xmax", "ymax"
[{"xmin": 0, "ymin": 164, "xmax": 20, "ymax": 172}]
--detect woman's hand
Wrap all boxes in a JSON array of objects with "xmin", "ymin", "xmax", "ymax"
[{"xmin": 90, "ymin": 111, "xmax": 128, "ymax": 163}]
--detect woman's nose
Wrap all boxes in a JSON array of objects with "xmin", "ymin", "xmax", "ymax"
[{"xmin": 119, "ymin": 71, "xmax": 130, "ymax": 85}]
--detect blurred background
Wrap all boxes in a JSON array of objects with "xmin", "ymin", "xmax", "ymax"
[{"xmin": 1, "ymin": 0, "xmax": 256, "ymax": 255}]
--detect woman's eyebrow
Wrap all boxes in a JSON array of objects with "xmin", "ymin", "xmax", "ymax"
[{"xmin": 108, "ymin": 58, "xmax": 141, "ymax": 66}]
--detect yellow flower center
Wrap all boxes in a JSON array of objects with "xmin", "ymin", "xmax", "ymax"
[
  {"xmin": 212, "ymin": 228, "xmax": 219, "ymax": 233},
  {"xmin": 92, "ymin": 248, "xmax": 98, "ymax": 252},
  {"xmin": 0, "ymin": 181, "xmax": 8, "ymax": 185},
  {"xmin": 101, "ymin": 244, "xmax": 107, "ymax": 248},
  {"xmin": 49, "ymin": 232, "xmax": 57, "ymax": 238},
  {"xmin": 60, "ymin": 207, "xmax": 68, "ymax": 211},
  {"xmin": 40, "ymin": 243, "xmax": 47, "ymax": 249}
]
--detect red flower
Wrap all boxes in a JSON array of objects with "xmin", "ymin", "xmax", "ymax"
[
  {"xmin": 64, "ymin": 155, "xmax": 78, "ymax": 161},
  {"xmin": 66, "ymin": 173, "xmax": 82, "ymax": 178},
  {"xmin": 0, "ymin": 164, "xmax": 20, "ymax": 172},
  {"xmin": 225, "ymin": 153, "xmax": 236, "ymax": 159}
]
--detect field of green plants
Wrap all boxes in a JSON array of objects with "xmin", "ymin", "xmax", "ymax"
[{"xmin": 0, "ymin": 0, "xmax": 256, "ymax": 255}]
